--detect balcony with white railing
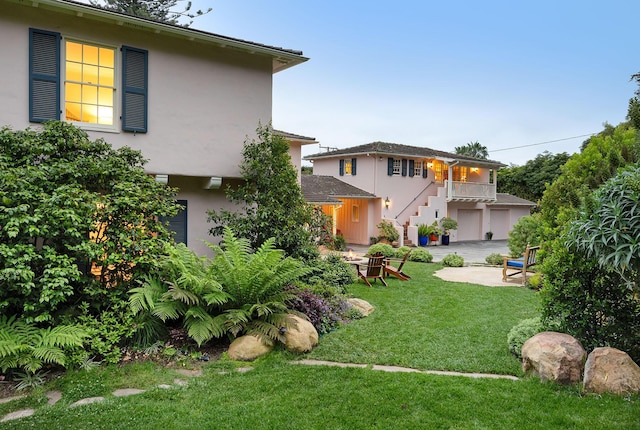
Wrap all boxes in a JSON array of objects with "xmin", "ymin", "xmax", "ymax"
[{"xmin": 446, "ymin": 180, "xmax": 496, "ymax": 202}]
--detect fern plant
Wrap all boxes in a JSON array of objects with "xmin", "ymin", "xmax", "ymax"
[
  {"xmin": 208, "ymin": 227, "xmax": 314, "ymax": 343},
  {"xmin": 129, "ymin": 243, "xmax": 231, "ymax": 347},
  {"xmin": 0, "ymin": 315, "xmax": 87, "ymax": 374}
]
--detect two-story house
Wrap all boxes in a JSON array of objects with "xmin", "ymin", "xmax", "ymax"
[
  {"xmin": 0, "ymin": 0, "xmax": 308, "ymax": 256},
  {"xmin": 305, "ymin": 142, "xmax": 535, "ymax": 246}
]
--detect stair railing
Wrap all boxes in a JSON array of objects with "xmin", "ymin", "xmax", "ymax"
[{"xmin": 394, "ymin": 181, "xmax": 436, "ymax": 220}]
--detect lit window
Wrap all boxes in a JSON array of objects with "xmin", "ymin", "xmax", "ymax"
[
  {"xmin": 392, "ymin": 159, "xmax": 401, "ymax": 175},
  {"xmin": 65, "ymin": 40, "xmax": 115, "ymax": 126},
  {"xmin": 414, "ymin": 161, "xmax": 423, "ymax": 177},
  {"xmin": 344, "ymin": 159, "xmax": 352, "ymax": 175},
  {"xmin": 434, "ymin": 160, "xmax": 446, "ymax": 183},
  {"xmin": 452, "ymin": 166, "xmax": 469, "ymax": 182},
  {"xmin": 352, "ymin": 204, "xmax": 359, "ymax": 222}
]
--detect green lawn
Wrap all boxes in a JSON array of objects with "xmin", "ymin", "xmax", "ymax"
[{"xmin": 2, "ymin": 262, "xmax": 638, "ymax": 429}]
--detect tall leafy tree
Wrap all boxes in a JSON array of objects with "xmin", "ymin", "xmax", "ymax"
[
  {"xmin": 628, "ymin": 72, "xmax": 640, "ymax": 131},
  {"xmin": 497, "ymin": 151, "xmax": 570, "ymax": 203},
  {"xmin": 540, "ymin": 123, "xmax": 638, "ymax": 231},
  {"xmin": 454, "ymin": 141, "xmax": 489, "ymax": 159},
  {"xmin": 208, "ymin": 124, "xmax": 325, "ymax": 261},
  {"xmin": 90, "ymin": 0, "xmax": 211, "ymax": 26}
]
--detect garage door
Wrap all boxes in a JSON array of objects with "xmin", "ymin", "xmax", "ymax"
[
  {"xmin": 456, "ymin": 209, "xmax": 482, "ymax": 241},
  {"xmin": 490, "ymin": 209, "xmax": 509, "ymax": 240}
]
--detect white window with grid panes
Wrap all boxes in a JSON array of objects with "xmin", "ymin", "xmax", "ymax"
[
  {"xmin": 392, "ymin": 158, "xmax": 401, "ymax": 175},
  {"xmin": 414, "ymin": 160, "xmax": 423, "ymax": 177}
]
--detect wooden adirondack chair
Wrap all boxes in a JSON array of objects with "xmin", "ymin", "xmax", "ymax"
[
  {"xmin": 502, "ymin": 244, "xmax": 540, "ymax": 285},
  {"xmin": 355, "ymin": 252, "xmax": 388, "ymax": 287},
  {"xmin": 384, "ymin": 250, "xmax": 411, "ymax": 281}
]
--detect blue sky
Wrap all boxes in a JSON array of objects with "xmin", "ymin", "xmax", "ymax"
[{"xmin": 194, "ymin": 1, "xmax": 637, "ymax": 165}]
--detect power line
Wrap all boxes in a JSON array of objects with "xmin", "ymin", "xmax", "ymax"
[{"xmin": 489, "ymin": 133, "xmax": 598, "ymax": 153}]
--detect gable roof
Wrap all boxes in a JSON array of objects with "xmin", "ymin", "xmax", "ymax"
[
  {"xmin": 301, "ymin": 175, "xmax": 376, "ymax": 205},
  {"xmin": 9, "ymin": 0, "xmax": 307, "ymax": 73},
  {"xmin": 490, "ymin": 193, "xmax": 537, "ymax": 207},
  {"xmin": 305, "ymin": 141, "xmax": 505, "ymax": 168}
]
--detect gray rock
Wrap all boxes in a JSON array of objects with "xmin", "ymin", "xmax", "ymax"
[
  {"xmin": 112, "ymin": 388, "xmax": 145, "ymax": 397},
  {"xmin": 0, "ymin": 408, "xmax": 35, "ymax": 422},
  {"xmin": 70, "ymin": 396, "xmax": 105, "ymax": 407},
  {"xmin": 583, "ymin": 347, "xmax": 640, "ymax": 395},
  {"xmin": 521, "ymin": 331, "xmax": 586, "ymax": 384}
]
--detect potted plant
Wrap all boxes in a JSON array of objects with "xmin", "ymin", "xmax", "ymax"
[
  {"xmin": 485, "ymin": 231, "xmax": 493, "ymax": 240},
  {"xmin": 426, "ymin": 222, "xmax": 442, "ymax": 245},
  {"xmin": 417, "ymin": 224, "xmax": 430, "ymax": 246},
  {"xmin": 439, "ymin": 217, "xmax": 458, "ymax": 246},
  {"xmin": 376, "ymin": 220, "xmax": 400, "ymax": 245}
]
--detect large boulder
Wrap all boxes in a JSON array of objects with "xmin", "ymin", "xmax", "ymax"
[
  {"xmin": 347, "ymin": 298, "xmax": 375, "ymax": 316},
  {"xmin": 583, "ymin": 347, "xmax": 640, "ymax": 395},
  {"xmin": 284, "ymin": 315, "xmax": 318, "ymax": 354},
  {"xmin": 521, "ymin": 331, "xmax": 586, "ymax": 384},
  {"xmin": 227, "ymin": 334, "xmax": 273, "ymax": 361}
]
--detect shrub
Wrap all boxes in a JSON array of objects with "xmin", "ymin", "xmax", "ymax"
[
  {"xmin": 507, "ymin": 317, "xmax": 544, "ymax": 358},
  {"xmin": 442, "ymin": 254, "xmax": 464, "ymax": 267},
  {"xmin": 129, "ymin": 242, "xmax": 230, "ymax": 347},
  {"xmin": 540, "ymin": 236, "xmax": 640, "ymax": 362},
  {"xmin": 287, "ymin": 286, "xmax": 353, "ymax": 335},
  {"xmin": 408, "ymin": 248, "xmax": 433, "ymax": 263},
  {"xmin": 485, "ymin": 253, "xmax": 503, "ymax": 266},
  {"xmin": 0, "ymin": 121, "xmax": 179, "ymax": 323},
  {"xmin": 301, "ymin": 253, "xmax": 355, "ymax": 292},
  {"xmin": 0, "ymin": 315, "xmax": 87, "ymax": 375},
  {"xmin": 208, "ymin": 227, "xmax": 314, "ymax": 344},
  {"xmin": 365, "ymin": 243, "xmax": 395, "ymax": 257},
  {"xmin": 507, "ymin": 213, "xmax": 544, "ymax": 257},
  {"xmin": 331, "ymin": 233, "xmax": 346, "ymax": 251},
  {"xmin": 377, "ymin": 220, "xmax": 400, "ymax": 243},
  {"xmin": 395, "ymin": 246, "xmax": 412, "ymax": 258}
]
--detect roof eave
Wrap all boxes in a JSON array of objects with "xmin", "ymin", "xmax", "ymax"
[{"xmin": 14, "ymin": 0, "xmax": 308, "ymax": 73}]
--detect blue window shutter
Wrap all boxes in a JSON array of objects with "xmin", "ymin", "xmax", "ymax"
[
  {"xmin": 409, "ymin": 160, "xmax": 415, "ymax": 177},
  {"xmin": 339, "ymin": 159, "xmax": 344, "ymax": 176},
  {"xmin": 401, "ymin": 159, "xmax": 408, "ymax": 176},
  {"xmin": 351, "ymin": 158, "xmax": 357, "ymax": 176},
  {"xmin": 387, "ymin": 158, "xmax": 393, "ymax": 176},
  {"xmin": 29, "ymin": 28, "xmax": 60, "ymax": 123},
  {"xmin": 122, "ymin": 46, "xmax": 148, "ymax": 132}
]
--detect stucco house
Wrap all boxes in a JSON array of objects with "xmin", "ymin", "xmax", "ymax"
[
  {"xmin": 0, "ymin": 0, "xmax": 308, "ymax": 256},
  {"xmin": 304, "ymin": 142, "xmax": 535, "ymax": 246}
]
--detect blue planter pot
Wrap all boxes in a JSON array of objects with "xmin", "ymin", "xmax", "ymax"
[{"xmin": 418, "ymin": 235, "xmax": 429, "ymax": 246}]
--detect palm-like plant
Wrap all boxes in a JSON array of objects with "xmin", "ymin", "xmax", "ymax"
[
  {"xmin": 0, "ymin": 316, "xmax": 87, "ymax": 374},
  {"xmin": 129, "ymin": 243, "xmax": 230, "ymax": 346},
  {"xmin": 208, "ymin": 227, "xmax": 314, "ymax": 343}
]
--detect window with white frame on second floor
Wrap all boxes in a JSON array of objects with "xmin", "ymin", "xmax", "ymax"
[
  {"xmin": 65, "ymin": 40, "xmax": 115, "ymax": 126},
  {"xmin": 413, "ymin": 160, "xmax": 423, "ymax": 177},
  {"xmin": 452, "ymin": 166, "xmax": 469, "ymax": 182},
  {"xmin": 344, "ymin": 159, "xmax": 353, "ymax": 175},
  {"xmin": 393, "ymin": 158, "xmax": 401, "ymax": 175},
  {"xmin": 29, "ymin": 28, "xmax": 148, "ymax": 133}
]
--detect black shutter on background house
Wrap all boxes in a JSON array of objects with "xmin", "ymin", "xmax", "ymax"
[
  {"xmin": 122, "ymin": 46, "xmax": 148, "ymax": 132},
  {"xmin": 29, "ymin": 28, "xmax": 60, "ymax": 122},
  {"xmin": 401, "ymin": 159, "xmax": 407, "ymax": 176},
  {"xmin": 351, "ymin": 158, "xmax": 357, "ymax": 176},
  {"xmin": 409, "ymin": 160, "xmax": 415, "ymax": 177},
  {"xmin": 423, "ymin": 163, "xmax": 428, "ymax": 178},
  {"xmin": 387, "ymin": 158, "xmax": 394, "ymax": 176},
  {"xmin": 339, "ymin": 159, "xmax": 344, "ymax": 176}
]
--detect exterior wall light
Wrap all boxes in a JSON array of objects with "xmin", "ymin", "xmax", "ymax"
[{"xmin": 384, "ymin": 196, "xmax": 390, "ymax": 209}]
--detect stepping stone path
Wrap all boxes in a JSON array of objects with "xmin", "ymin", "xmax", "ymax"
[
  {"xmin": 0, "ymin": 367, "xmax": 217, "ymax": 423},
  {"xmin": 1, "ymin": 362, "xmax": 517, "ymax": 423}
]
